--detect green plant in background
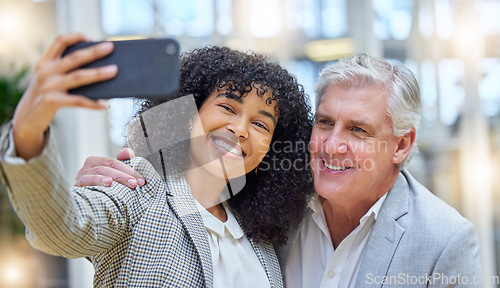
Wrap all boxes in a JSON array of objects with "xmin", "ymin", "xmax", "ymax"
[
  {"xmin": 0, "ymin": 67, "xmax": 29, "ymax": 125},
  {"xmin": 0, "ymin": 67, "xmax": 30, "ymax": 238}
]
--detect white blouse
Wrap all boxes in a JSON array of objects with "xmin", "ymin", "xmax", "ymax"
[{"xmin": 196, "ymin": 201, "xmax": 271, "ymax": 288}]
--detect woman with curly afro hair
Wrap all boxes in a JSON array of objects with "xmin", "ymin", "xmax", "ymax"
[
  {"xmin": 140, "ymin": 46, "xmax": 314, "ymax": 246},
  {"xmin": 7, "ymin": 35, "xmax": 314, "ymax": 287}
]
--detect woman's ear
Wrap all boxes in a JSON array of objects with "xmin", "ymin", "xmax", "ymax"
[{"xmin": 392, "ymin": 128, "xmax": 416, "ymax": 165}]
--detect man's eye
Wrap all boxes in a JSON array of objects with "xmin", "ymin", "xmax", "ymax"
[
  {"xmin": 352, "ymin": 126, "xmax": 366, "ymax": 133},
  {"xmin": 316, "ymin": 119, "xmax": 332, "ymax": 125}
]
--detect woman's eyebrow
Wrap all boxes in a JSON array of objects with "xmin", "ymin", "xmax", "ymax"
[
  {"xmin": 260, "ymin": 110, "xmax": 277, "ymax": 126},
  {"xmin": 216, "ymin": 93, "xmax": 243, "ymax": 103}
]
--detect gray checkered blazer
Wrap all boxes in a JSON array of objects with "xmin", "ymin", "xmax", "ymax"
[{"xmin": 0, "ymin": 126, "xmax": 283, "ymax": 287}]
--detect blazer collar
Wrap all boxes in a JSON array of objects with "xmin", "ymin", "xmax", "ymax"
[
  {"xmin": 355, "ymin": 171, "xmax": 410, "ymax": 288},
  {"xmin": 231, "ymin": 208, "xmax": 283, "ymax": 288},
  {"xmin": 164, "ymin": 174, "xmax": 214, "ymax": 288}
]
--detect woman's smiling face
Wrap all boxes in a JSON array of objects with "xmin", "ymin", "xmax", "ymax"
[{"xmin": 189, "ymin": 87, "xmax": 278, "ymax": 180}]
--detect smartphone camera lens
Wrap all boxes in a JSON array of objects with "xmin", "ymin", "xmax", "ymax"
[{"xmin": 165, "ymin": 43, "xmax": 177, "ymax": 56}]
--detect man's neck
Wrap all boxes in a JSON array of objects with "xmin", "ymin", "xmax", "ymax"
[
  {"xmin": 319, "ymin": 170, "xmax": 400, "ymax": 248},
  {"xmin": 320, "ymin": 198, "xmax": 375, "ymax": 248}
]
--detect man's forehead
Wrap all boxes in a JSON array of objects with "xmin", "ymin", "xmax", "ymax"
[{"xmin": 316, "ymin": 90, "xmax": 392, "ymax": 126}]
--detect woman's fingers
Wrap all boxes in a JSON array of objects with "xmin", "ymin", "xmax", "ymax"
[
  {"xmin": 56, "ymin": 42, "xmax": 115, "ymax": 75},
  {"xmin": 75, "ymin": 175, "xmax": 114, "ymax": 187},
  {"xmin": 38, "ymin": 33, "xmax": 88, "ymax": 63},
  {"xmin": 43, "ymin": 64, "xmax": 118, "ymax": 92}
]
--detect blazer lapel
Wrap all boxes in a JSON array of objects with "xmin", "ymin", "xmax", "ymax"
[
  {"xmin": 231, "ymin": 208, "xmax": 283, "ymax": 288},
  {"xmin": 248, "ymin": 238, "xmax": 284, "ymax": 288},
  {"xmin": 164, "ymin": 174, "xmax": 214, "ymax": 288},
  {"xmin": 355, "ymin": 172, "xmax": 409, "ymax": 288}
]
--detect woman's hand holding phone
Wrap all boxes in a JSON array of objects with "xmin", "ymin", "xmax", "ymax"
[{"xmin": 12, "ymin": 33, "xmax": 118, "ymax": 161}]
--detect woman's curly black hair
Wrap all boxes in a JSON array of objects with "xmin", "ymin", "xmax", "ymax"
[{"xmin": 138, "ymin": 46, "xmax": 314, "ymax": 245}]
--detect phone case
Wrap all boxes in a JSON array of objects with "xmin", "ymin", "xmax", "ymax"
[{"xmin": 62, "ymin": 38, "xmax": 180, "ymax": 99}]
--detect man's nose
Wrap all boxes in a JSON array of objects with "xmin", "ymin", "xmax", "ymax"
[{"xmin": 323, "ymin": 129, "xmax": 348, "ymax": 154}]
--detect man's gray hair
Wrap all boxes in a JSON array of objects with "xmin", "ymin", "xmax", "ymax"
[{"xmin": 315, "ymin": 53, "xmax": 421, "ymax": 168}]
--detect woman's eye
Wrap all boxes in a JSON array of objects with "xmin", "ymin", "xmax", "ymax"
[
  {"xmin": 219, "ymin": 105, "xmax": 235, "ymax": 113},
  {"xmin": 253, "ymin": 122, "xmax": 270, "ymax": 132}
]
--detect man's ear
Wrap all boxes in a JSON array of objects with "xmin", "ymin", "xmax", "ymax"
[{"xmin": 392, "ymin": 128, "xmax": 416, "ymax": 165}]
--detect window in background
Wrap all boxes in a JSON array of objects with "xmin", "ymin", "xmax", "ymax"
[
  {"xmin": 320, "ymin": 0, "xmax": 347, "ymax": 38},
  {"xmin": 107, "ymin": 98, "xmax": 137, "ymax": 147},
  {"xmin": 479, "ymin": 58, "xmax": 500, "ymax": 118},
  {"xmin": 420, "ymin": 59, "xmax": 438, "ymax": 123},
  {"xmin": 418, "ymin": 0, "xmax": 434, "ymax": 38},
  {"xmin": 372, "ymin": 0, "xmax": 414, "ymax": 40},
  {"xmin": 286, "ymin": 60, "xmax": 317, "ymax": 110},
  {"xmin": 285, "ymin": 0, "xmax": 319, "ymax": 38},
  {"xmin": 250, "ymin": 0, "xmax": 282, "ymax": 38},
  {"xmin": 215, "ymin": 0, "xmax": 232, "ymax": 36},
  {"xmin": 160, "ymin": 0, "xmax": 214, "ymax": 37},
  {"xmin": 438, "ymin": 58, "xmax": 465, "ymax": 126},
  {"xmin": 101, "ymin": 0, "xmax": 214, "ymax": 37},
  {"xmin": 477, "ymin": 0, "xmax": 500, "ymax": 35},
  {"xmin": 434, "ymin": 0, "xmax": 454, "ymax": 39},
  {"xmin": 101, "ymin": 0, "xmax": 154, "ymax": 35}
]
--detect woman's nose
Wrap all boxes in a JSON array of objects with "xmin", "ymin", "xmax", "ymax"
[{"xmin": 227, "ymin": 118, "xmax": 249, "ymax": 139}]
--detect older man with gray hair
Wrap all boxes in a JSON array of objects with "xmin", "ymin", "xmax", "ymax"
[{"xmin": 280, "ymin": 53, "xmax": 482, "ymax": 288}]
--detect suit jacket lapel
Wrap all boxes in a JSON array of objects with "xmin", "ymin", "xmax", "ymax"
[
  {"xmin": 164, "ymin": 174, "xmax": 214, "ymax": 288},
  {"xmin": 355, "ymin": 172, "xmax": 409, "ymax": 288}
]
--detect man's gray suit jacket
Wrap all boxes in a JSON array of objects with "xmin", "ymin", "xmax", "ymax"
[{"xmin": 276, "ymin": 170, "xmax": 483, "ymax": 287}]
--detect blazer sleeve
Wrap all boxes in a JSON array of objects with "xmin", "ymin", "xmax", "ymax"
[
  {"xmin": 0, "ymin": 124, "xmax": 153, "ymax": 259},
  {"xmin": 430, "ymin": 221, "xmax": 483, "ymax": 288}
]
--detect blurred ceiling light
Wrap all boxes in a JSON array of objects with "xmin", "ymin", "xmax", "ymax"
[
  {"xmin": 0, "ymin": 4, "xmax": 27, "ymax": 44},
  {"xmin": 105, "ymin": 35, "xmax": 149, "ymax": 41},
  {"xmin": 250, "ymin": 0, "xmax": 282, "ymax": 38},
  {"xmin": 304, "ymin": 38, "xmax": 355, "ymax": 62},
  {"xmin": 0, "ymin": 13, "xmax": 20, "ymax": 39},
  {"xmin": 3, "ymin": 266, "xmax": 21, "ymax": 283},
  {"xmin": 0, "ymin": 260, "xmax": 30, "ymax": 287},
  {"xmin": 453, "ymin": 3, "xmax": 484, "ymax": 60}
]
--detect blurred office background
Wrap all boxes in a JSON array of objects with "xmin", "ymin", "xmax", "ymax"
[{"xmin": 0, "ymin": 0, "xmax": 499, "ymax": 287}]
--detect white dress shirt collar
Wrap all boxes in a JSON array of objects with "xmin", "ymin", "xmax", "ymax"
[
  {"xmin": 197, "ymin": 201, "xmax": 244, "ymax": 240},
  {"xmin": 286, "ymin": 192, "xmax": 388, "ymax": 288},
  {"xmin": 195, "ymin": 200, "xmax": 270, "ymax": 288}
]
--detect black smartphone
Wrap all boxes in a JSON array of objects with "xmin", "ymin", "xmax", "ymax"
[{"xmin": 62, "ymin": 38, "xmax": 180, "ymax": 99}]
